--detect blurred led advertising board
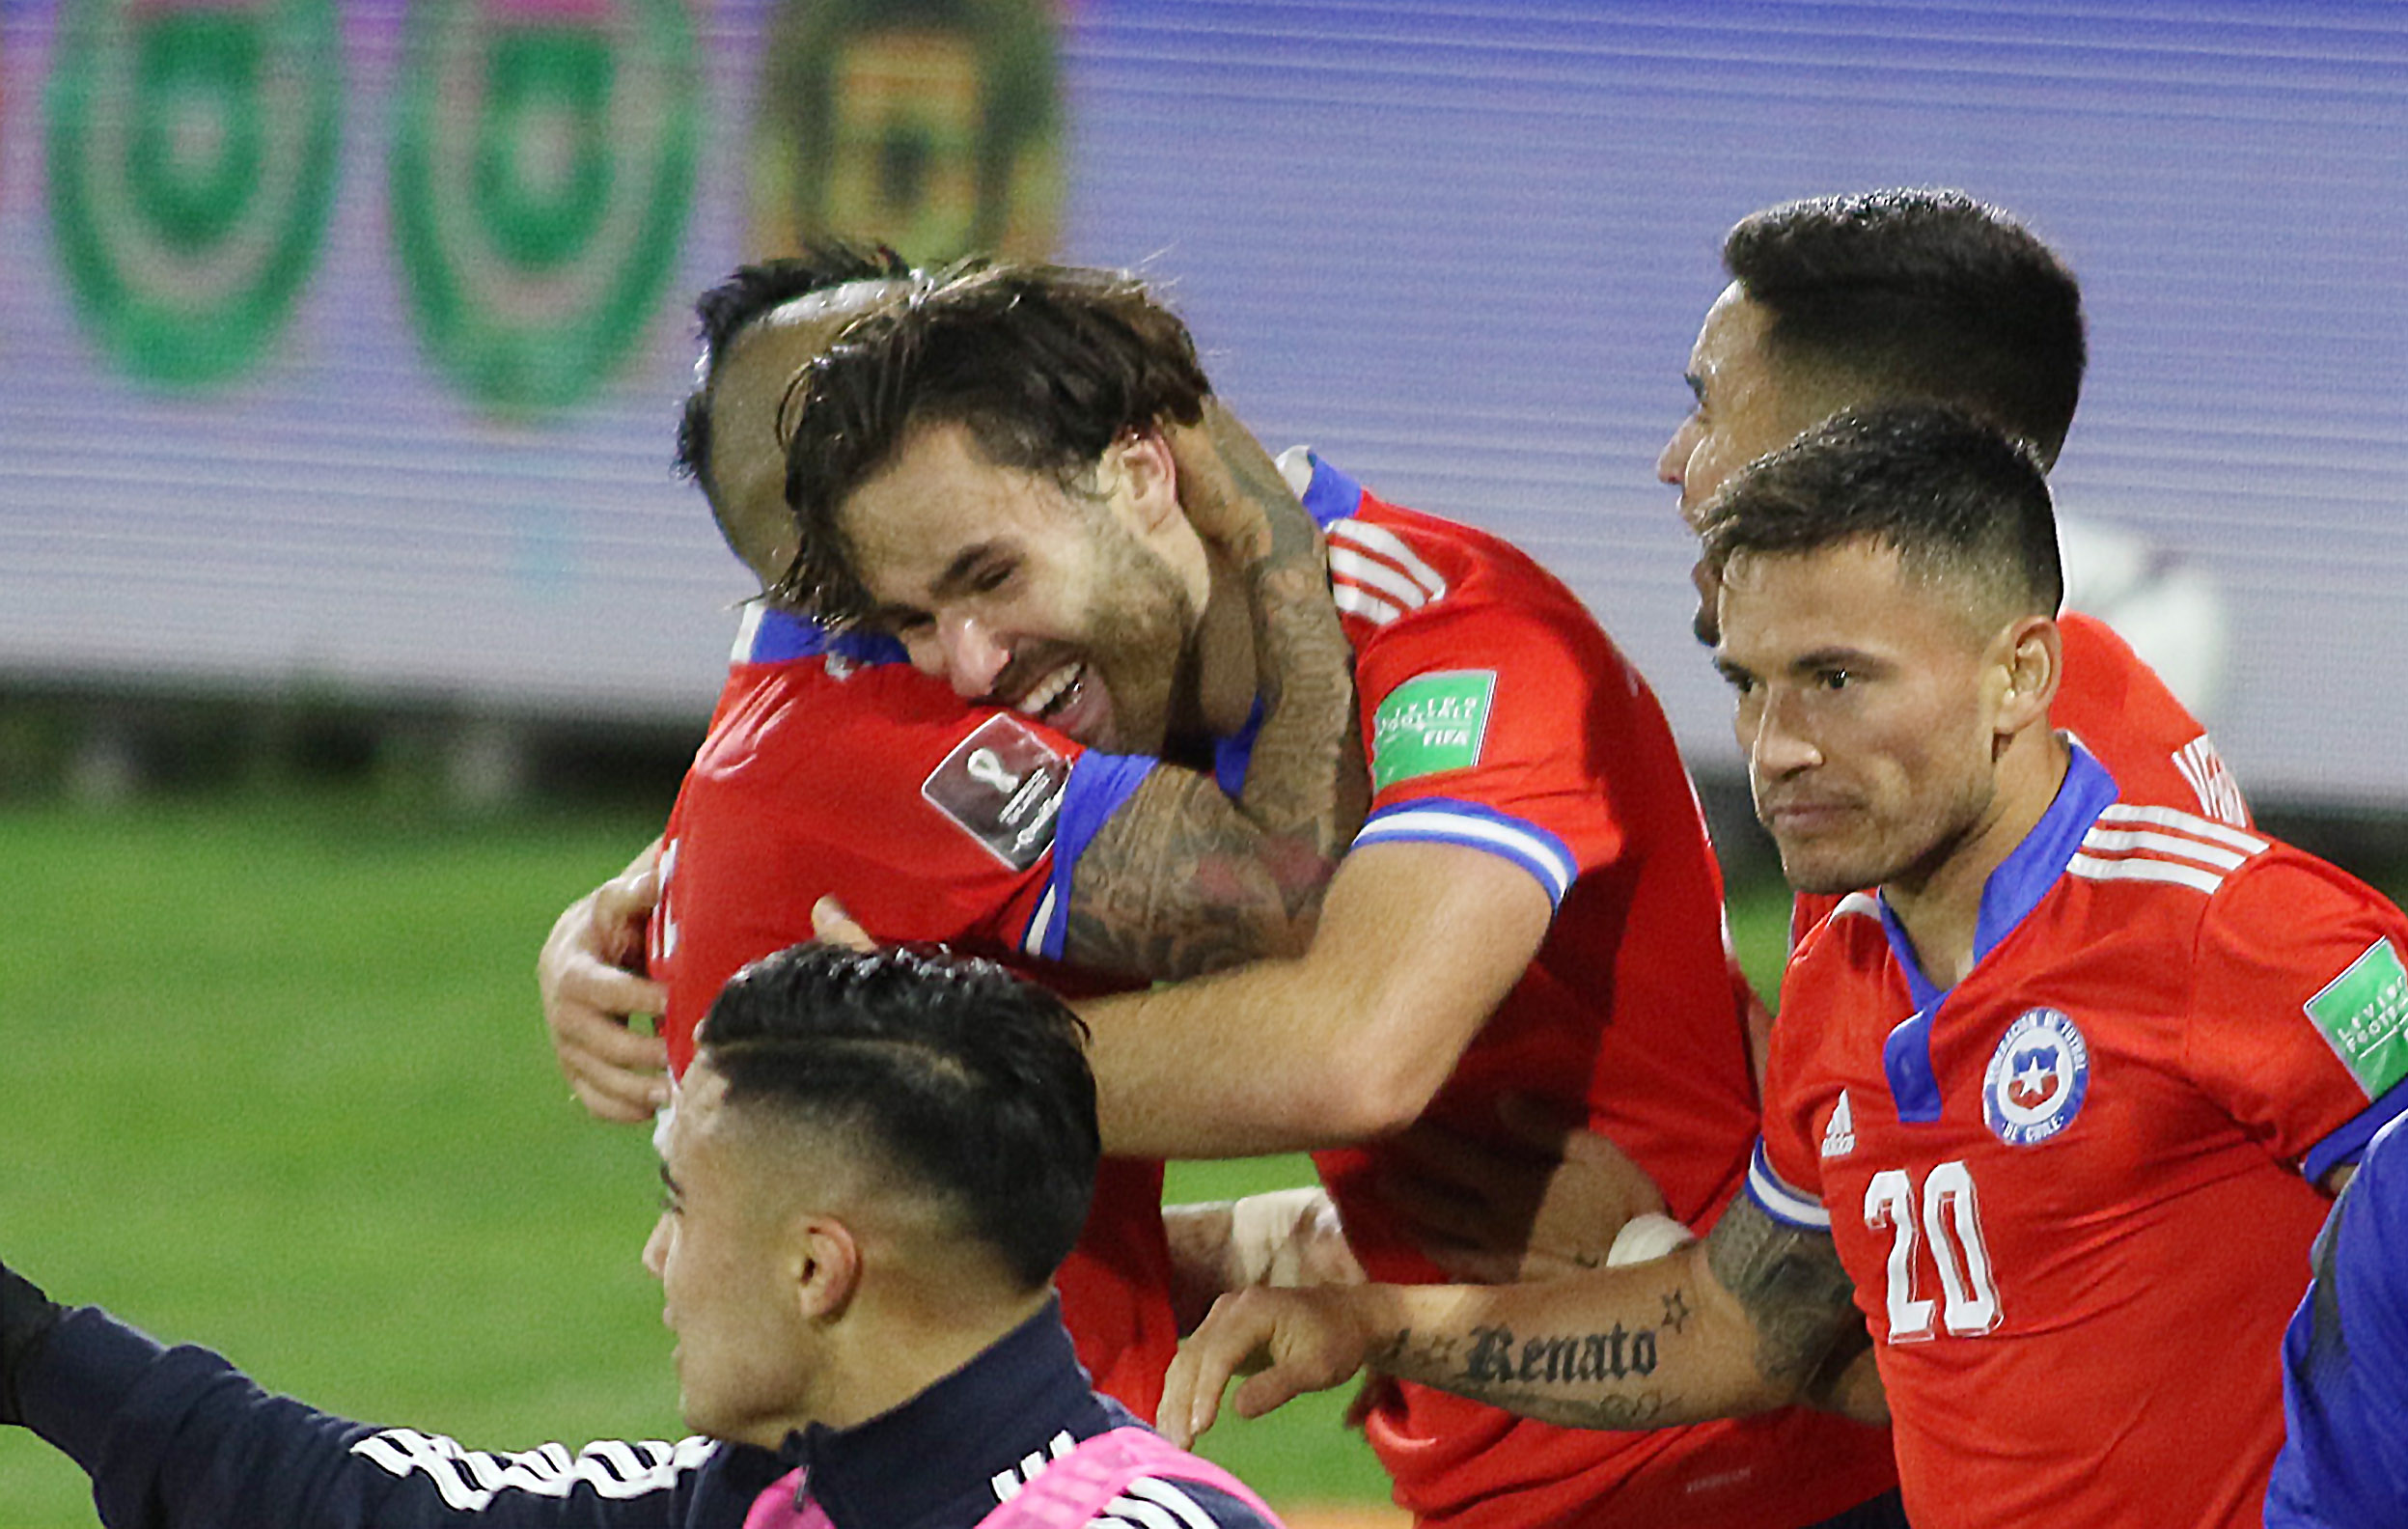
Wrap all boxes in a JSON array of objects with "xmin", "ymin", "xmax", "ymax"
[{"xmin": 4, "ymin": 3, "xmax": 2405, "ymax": 803}]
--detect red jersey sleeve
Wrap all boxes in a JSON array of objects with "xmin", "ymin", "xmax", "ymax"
[
  {"xmin": 1342, "ymin": 534, "xmax": 1638, "ymax": 906},
  {"xmin": 2186, "ymin": 853, "xmax": 2408, "ymax": 1182},
  {"xmin": 1748, "ymin": 908, "xmax": 1863, "ymax": 1230},
  {"xmin": 652, "ymin": 659, "xmax": 1102, "ymax": 1072}
]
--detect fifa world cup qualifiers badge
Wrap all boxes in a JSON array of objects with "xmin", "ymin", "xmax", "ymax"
[
  {"xmin": 1983, "ymin": 1008, "xmax": 2091, "ymax": 1146},
  {"xmin": 920, "ymin": 716, "xmax": 1070, "ymax": 873}
]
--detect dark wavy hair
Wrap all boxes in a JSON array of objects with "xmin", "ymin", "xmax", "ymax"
[
  {"xmin": 674, "ymin": 243, "xmax": 915, "ymax": 509},
  {"xmin": 775, "ymin": 260, "xmax": 1211, "ymax": 624}
]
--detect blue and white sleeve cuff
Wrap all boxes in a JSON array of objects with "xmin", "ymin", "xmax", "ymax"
[
  {"xmin": 1020, "ymin": 751, "xmax": 1156, "ymax": 959},
  {"xmin": 2304, "ymin": 1074, "xmax": 2408, "ymax": 1185},
  {"xmin": 1351, "ymin": 797, "xmax": 1578, "ymax": 909},
  {"xmin": 1746, "ymin": 1140, "xmax": 1832, "ymax": 1231}
]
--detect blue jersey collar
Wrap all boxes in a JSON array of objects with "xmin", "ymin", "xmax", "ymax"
[
  {"xmin": 1877, "ymin": 743, "xmax": 2117, "ymax": 1123},
  {"xmin": 1879, "ymin": 742, "xmax": 2119, "ymax": 1014},
  {"xmin": 739, "ymin": 605, "xmax": 908, "ymax": 668},
  {"xmin": 1296, "ymin": 449, "xmax": 1364, "ymax": 529}
]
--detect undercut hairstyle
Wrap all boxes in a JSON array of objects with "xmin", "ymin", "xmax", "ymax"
[
  {"xmin": 695, "ymin": 941, "xmax": 1097, "ymax": 1293},
  {"xmin": 1699, "ymin": 403, "xmax": 2063, "ymax": 623},
  {"xmin": 675, "ymin": 243, "xmax": 915, "ymax": 508},
  {"xmin": 1725, "ymin": 188, "xmax": 2086, "ymax": 464},
  {"xmin": 777, "ymin": 261, "xmax": 1212, "ymax": 624}
]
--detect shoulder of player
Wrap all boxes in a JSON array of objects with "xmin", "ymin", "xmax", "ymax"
[
  {"xmin": 2062, "ymin": 799, "xmax": 2283, "ymax": 904},
  {"xmin": 1331, "ymin": 500, "xmax": 1622, "ymax": 689},
  {"xmin": 2066, "ymin": 810, "xmax": 2408, "ymax": 966},
  {"xmin": 1788, "ymin": 891, "xmax": 1887, "ymax": 963},
  {"xmin": 1333, "ymin": 496, "xmax": 1582, "ymax": 619}
]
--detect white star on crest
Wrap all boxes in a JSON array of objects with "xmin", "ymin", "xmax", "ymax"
[{"xmin": 2015, "ymin": 1053, "xmax": 2055, "ymax": 1098}]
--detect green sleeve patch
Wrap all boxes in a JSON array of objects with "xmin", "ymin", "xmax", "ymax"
[
  {"xmin": 1370, "ymin": 670, "xmax": 1495, "ymax": 792},
  {"xmin": 2304, "ymin": 936, "xmax": 2408, "ymax": 1098}
]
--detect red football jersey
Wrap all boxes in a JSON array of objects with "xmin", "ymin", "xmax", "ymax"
[
  {"xmin": 1271, "ymin": 457, "xmax": 1897, "ymax": 1528},
  {"xmin": 647, "ymin": 607, "xmax": 1176, "ymax": 1416},
  {"xmin": 1792, "ymin": 610, "xmax": 2249, "ymax": 946},
  {"xmin": 1754, "ymin": 747, "xmax": 2408, "ymax": 1529}
]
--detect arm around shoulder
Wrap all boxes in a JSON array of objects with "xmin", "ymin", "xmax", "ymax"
[{"xmin": 1079, "ymin": 840, "xmax": 1552, "ymax": 1157}]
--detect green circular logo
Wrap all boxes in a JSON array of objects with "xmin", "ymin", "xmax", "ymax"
[
  {"xmin": 46, "ymin": 0, "xmax": 344, "ymax": 387},
  {"xmin": 391, "ymin": 0, "xmax": 700, "ymax": 417}
]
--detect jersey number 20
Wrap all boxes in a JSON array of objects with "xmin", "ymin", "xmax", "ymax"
[{"xmin": 1865, "ymin": 1161, "xmax": 2002, "ymax": 1341}]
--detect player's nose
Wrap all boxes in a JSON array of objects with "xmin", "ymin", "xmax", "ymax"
[
  {"xmin": 1656, "ymin": 416, "xmax": 1699, "ymax": 489},
  {"xmin": 641, "ymin": 1214, "xmax": 671, "ymax": 1281},
  {"xmin": 936, "ymin": 611, "xmax": 1011, "ymax": 700},
  {"xmin": 1748, "ymin": 690, "xmax": 1822, "ymax": 776}
]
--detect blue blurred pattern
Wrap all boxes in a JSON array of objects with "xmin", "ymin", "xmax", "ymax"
[{"xmin": 3, "ymin": 2, "xmax": 2404, "ymax": 799}]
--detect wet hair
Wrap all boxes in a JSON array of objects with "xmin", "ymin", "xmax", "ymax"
[
  {"xmin": 1725, "ymin": 188, "xmax": 2086, "ymax": 464},
  {"xmin": 674, "ymin": 243, "xmax": 915, "ymax": 508},
  {"xmin": 695, "ymin": 942, "xmax": 1097, "ymax": 1292},
  {"xmin": 1699, "ymin": 403, "xmax": 2063, "ymax": 621},
  {"xmin": 776, "ymin": 260, "xmax": 1212, "ymax": 624}
]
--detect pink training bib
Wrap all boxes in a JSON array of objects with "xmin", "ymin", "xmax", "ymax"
[{"xmin": 741, "ymin": 1427, "xmax": 1283, "ymax": 1529}]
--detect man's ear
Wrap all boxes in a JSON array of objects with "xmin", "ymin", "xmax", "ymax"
[
  {"xmin": 1107, "ymin": 428, "xmax": 1181, "ymax": 533},
  {"xmin": 1991, "ymin": 614, "xmax": 2062, "ymax": 737},
  {"xmin": 792, "ymin": 1213, "xmax": 863, "ymax": 1321}
]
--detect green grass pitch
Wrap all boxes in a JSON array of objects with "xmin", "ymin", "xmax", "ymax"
[{"xmin": 0, "ymin": 792, "xmax": 2166, "ymax": 1523}]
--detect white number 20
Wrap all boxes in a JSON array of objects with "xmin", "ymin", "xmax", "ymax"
[{"xmin": 1863, "ymin": 1160, "xmax": 2001, "ymax": 1342}]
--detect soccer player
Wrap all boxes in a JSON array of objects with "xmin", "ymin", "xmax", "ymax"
[
  {"xmin": 1659, "ymin": 188, "xmax": 2248, "ymax": 845},
  {"xmin": 778, "ymin": 261, "xmax": 1901, "ymax": 1529},
  {"xmin": 0, "ymin": 943, "xmax": 1288, "ymax": 1529},
  {"xmin": 1159, "ymin": 405, "xmax": 2408, "ymax": 1529},
  {"xmin": 539, "ymin": 250, "xmax": 1369, "ymax": 1416},
  {"xmin": 2267, "ymin": 1110, "xmax": 2408, "ymax": 1525}
]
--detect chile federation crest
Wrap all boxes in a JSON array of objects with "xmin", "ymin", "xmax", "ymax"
[{"xmin": 1982, "ymin": 1008, "xmax": 2090, "ymax": 1146}]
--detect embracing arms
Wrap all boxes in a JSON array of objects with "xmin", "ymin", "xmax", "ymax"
[{"xmin": 538, "ymin": 402, "xmax": 1364, "ymax": 1120}]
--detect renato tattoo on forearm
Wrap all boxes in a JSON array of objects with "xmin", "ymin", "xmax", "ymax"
[
  {"xmin": 1702, "ymin": 1196, "xmax": 1858, "ymax": 1397},
  {"xmin": 1362, "ymin": 1287, "xmax": 1710, "ymax": 1432}
]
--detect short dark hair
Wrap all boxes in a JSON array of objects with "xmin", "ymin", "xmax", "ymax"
[
  {"xmin": 1725, "ymin": 188, "xmax": 2086, "ymax": 464},
  {"xmin": 695, "ymin": 942, "xmax": 1097, "ymax": 1292},
  {"xmin": 675, "ymin": 244, "xmax": 915, "ymax": 506},
  {"xmin": 1700, "ymin": 403, "xmax": 2063, "ymax": 621},
  {"xmin": 777, "ymin": 261, "xmax": 1212, "ymax": 623}
]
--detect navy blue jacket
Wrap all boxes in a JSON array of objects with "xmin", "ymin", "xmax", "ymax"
[
  {"xmin": 21, "ymin": 1298, "xmax": 1278, "ymax": 1529},
  {"xmin": 2266, "ymin": 1113, "xmax": 2408, "ymax": 1528}
]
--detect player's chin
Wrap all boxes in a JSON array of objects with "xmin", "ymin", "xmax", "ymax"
[{"xmin": 1773, "ymin": 844, "xmax": 1880, "ymax": 899}]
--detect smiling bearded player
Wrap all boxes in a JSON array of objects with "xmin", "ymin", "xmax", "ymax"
[{"xmin": 538, "ymin": 248, "xmax": 1373, "ymax": 1419}]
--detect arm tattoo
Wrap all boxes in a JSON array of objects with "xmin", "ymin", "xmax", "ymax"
[
  {"xmin": 1061, "ymin": 422, "xmax": 1368, "ymax": 979},
  {"xmin": 1702, "ymin": 1195, "xmax": 1858, "ymax": 1397},
  {"xmin": 1359, "ymin": 1293, "xmax": 1701, "ymax": 1432},
  {"xmin": 1066, "ymin": 770, "xmax": 1303, "ymax": 980},
  {"xmin": 1218, "ymin": 424, "xmax": 1367, "ymax": 866}
]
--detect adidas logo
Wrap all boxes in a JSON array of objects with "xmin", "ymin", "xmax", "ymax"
[{"xmin": 1821, "ymin": 1091, "xmax": 1857, "ymax": 1158}]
